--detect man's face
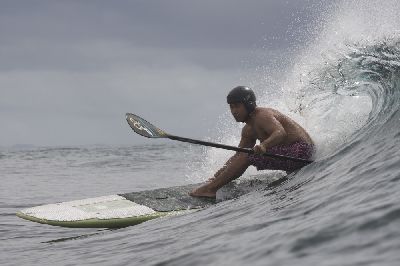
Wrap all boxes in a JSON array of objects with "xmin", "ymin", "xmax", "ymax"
[{"xmin": 229, "ymin": 103, "xmax": 248, "ymax": 122}]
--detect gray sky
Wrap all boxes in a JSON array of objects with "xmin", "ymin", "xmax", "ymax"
[{"xmin": 0, "ymin": 0, "xmax": 328, "ymax": 146}]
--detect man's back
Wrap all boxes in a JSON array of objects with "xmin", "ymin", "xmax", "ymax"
[{"xmin": 247, "ymin": 107, "xmax": 314, "ymax": 146}]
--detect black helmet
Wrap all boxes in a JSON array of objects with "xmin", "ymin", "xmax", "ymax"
[{"xmin": 227, "ymin": 86, "xmax": 256, "ymax": 113}]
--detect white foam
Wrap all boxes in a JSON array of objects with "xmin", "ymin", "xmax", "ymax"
[
  {"xmin": 273, "ymin": 0, "xmax": 400, "ymax": 158},
  {"xmin": 186, "ymin": 0, "xmax": 400, "ymax": 181}
]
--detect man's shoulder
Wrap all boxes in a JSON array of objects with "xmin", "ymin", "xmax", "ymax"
[
  {"xmin": 256, "ymin": 106, "xmax": 277, "ymax": 113},
  {"xmin": 254, "ymin": 107, "xmax": 276, "ymax": 120},
  {"xmin": 241, "ymin": 124, "xmax": 256, "ymax": 138},
  {"xmin": 242, "ymin": 123, "xmax": 252, "ymax": 131}
]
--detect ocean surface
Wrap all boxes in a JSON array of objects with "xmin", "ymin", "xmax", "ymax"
[{"xmin": 2, "ymin": 1, "xmax": 400, "ymax": 265}]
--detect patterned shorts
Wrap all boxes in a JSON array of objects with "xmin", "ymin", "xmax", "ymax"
[{"xmin": 248, "ymin": 141, "xmax": 315, "ymax": 173}]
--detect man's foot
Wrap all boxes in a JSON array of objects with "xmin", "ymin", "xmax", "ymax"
[{"xmin": 189, "ymin": 183, "xmax": 216, "ymax": 198}]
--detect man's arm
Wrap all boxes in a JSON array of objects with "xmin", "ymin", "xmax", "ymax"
[
  {"xmin": 213, "ymin": 126, "xmax": 256, "ymax": 177},
  {"xmin": 254, "ymin": 114, "xmax": 287, "ymax": 154}
]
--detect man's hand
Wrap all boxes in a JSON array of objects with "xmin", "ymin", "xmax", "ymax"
[{"xmin": 253, "ymin": 144, "xmax": 267, "ymax": 155}]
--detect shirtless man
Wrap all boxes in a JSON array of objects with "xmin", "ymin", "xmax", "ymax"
[{"xmin": 190, "ymin": 86, "xmax": 315, "ymax": 198}]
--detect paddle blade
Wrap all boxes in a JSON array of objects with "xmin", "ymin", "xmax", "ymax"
[{"xmin": 126, "ymin": 113, "xmax": 168, "ymax": 138}]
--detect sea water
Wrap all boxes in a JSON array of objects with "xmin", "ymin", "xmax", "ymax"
[{"xmin": 2, "ymin": 0, "xmax": 400, "ymax": 265}]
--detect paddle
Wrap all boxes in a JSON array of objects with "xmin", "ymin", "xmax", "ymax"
[{"xmin": 126, "ymin": 113, "xmax": 313, "ymax": 164}]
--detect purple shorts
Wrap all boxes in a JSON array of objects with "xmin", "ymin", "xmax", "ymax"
[{"xmin": 248, "ymin": 141, "xmax": 315, "ymax": 173}]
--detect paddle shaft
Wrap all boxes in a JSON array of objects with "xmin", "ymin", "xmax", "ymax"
[
  {"xmin": 167, "ymin": 135, "xmax": 313, "ymax": 164},
  {"xmin": 125, "ymin": 113, "xmax": 313, "ymax": 164}
]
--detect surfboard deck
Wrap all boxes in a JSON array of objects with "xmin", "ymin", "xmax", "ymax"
[
  {"xmin": 16, "ymin": 184, "xmax": 215, "ymax": 228},
  {"xmin": 16, "ymin": 174, "xmax": 287, "ymax": 228}
]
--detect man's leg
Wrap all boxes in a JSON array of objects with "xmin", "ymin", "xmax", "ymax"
[{"xmin": 190, "ymin": 152, "xmax": 251, "ymax": 198}]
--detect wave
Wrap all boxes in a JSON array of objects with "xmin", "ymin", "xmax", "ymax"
[
  {"xmin": 289, "ymin": 39, "xmax": 400, "ymax": 159},
  {"xmin": 277, "ymin": 0, "xmax": 400, "ymax": 161}
]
